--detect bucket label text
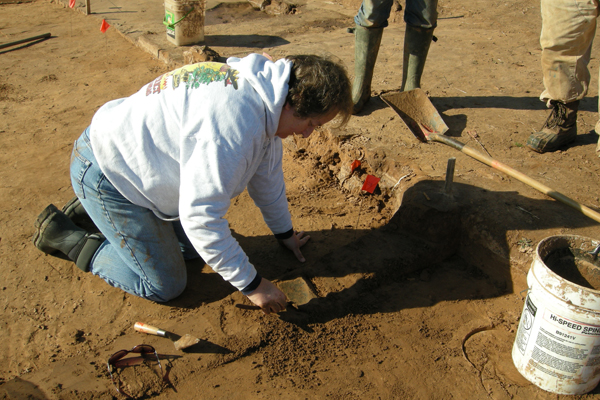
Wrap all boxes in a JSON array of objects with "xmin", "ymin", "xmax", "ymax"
[{"xmin": 547, "ymin": 313, "xmax": 600, "ymax": 337}]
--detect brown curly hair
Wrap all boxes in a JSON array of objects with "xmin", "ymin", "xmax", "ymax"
[{"xmin": 284, "ymin": 55, "xmax": 353, "ymax": 127}]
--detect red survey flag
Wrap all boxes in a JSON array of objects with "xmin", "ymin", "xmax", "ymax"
[
  {"xmin": 350, "ymin": 159, "xmax": 361, "ymax": 173},
  {"xmin": 100, "ymin": 19, "xmax": 110, "ymax": 33},
  {"xmin": 69, "ymin": 0, "xmax": 76, "ymax": 8},
  {"xmin": 361, "ymin": 175, "xmax": 380, "ymax": 193}
]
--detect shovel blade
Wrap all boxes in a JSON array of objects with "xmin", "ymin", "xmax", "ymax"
[{"xmin": 380, "ymin": 89, "xmax": 448, "ymax": 142}]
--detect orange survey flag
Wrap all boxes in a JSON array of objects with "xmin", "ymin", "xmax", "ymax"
[
  {"xmin": 100, "ymin": 19, "xmax": 110, "ymax": 33},
  {"xmin": 361, "ymin": 175, "xmax": 380, "ymax": 194},
  {"xmin": 350, "ymin": 159, "xmax": 361, "ymax": 173},
  {"xmin": 69, "ymin": 0, "xmax": 75, "ymax": 8}
]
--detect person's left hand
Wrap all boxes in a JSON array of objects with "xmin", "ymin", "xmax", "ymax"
[{"xmin": 278, "ymin": 230, "xmax": 310, "ymax": 262}]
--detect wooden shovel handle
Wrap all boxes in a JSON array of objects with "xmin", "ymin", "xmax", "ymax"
[
  {"xmin": 430, "ymin": 133, "xmax": 600, "ymax": 224},
  {"xmin": 0, "ymin": 33, "xmax": 51, "ymax": 50}
]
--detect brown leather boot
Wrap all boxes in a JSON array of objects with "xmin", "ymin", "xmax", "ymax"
[{"xmin": 526, "ymin": 100, "xmax": 579, "ymax": 153}]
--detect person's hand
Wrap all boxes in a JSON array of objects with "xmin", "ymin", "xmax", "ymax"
[
  {"xmin": 278, "ymin": 230, "xmax": 310, "ymax": 262},
  {"xmin": 246, "ymin": 278, "xmax": 287, "ymax": 315}
]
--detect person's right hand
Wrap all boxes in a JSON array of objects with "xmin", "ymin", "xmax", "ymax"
[{"xmin": 246, "ymin": 278, "xmax": 287, "ymax": 315}]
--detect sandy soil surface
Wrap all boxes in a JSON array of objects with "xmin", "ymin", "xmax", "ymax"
[{"xmin": 3, "ymin": 0, "xmax": 600, "ymax": 399}]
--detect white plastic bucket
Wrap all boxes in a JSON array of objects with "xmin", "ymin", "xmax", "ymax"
[
  {"xmin": 164, "ymin": 0, "xmax": 205, "ymax": 46},
  {"xmin": 512, "ymin": 235, "xmax": 600, "ymax": 395}
]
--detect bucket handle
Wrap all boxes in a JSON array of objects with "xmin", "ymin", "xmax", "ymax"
[
  {"xmin": 164, "ymin": 7, "xmax": 195, "ymax": 29},
  {"xmin": 519, "ymin": 288, "xmax": 530, "ymax": 298}
]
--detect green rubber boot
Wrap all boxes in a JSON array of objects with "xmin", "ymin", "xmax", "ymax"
[
  {"xmin": 401, "ymin": 25, "xmax": 435, "ymax": 92},
  {"xmin": 352, "ymin": 25, "xmax": 384, "ymax": 114},
  {"xmin": 526, "ymin": 100, "xmax": 579, "ymax": 153},
  {"xmin": 33, "ymin": 204, "xmax": 104, "ymax": 272},
  {"xmin": 62, "ymin": 196, "xmax": 98, "ymax": 232},
  {"xmin": 61, "ymin": 196, "xmax": 88, "ymax": 222}
]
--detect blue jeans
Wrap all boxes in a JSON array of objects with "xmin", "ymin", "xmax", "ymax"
[
  {"xmin": 70, "ymin": 128, "xmax": 199, "ymax": 302},
  {"xmin": 355, "ymin": 0, "xmax": 438, "ymax": 29}
]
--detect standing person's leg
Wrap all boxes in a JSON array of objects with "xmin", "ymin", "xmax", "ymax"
[
  {"xmin": 401, "ymin": 0, "xmax": 438, "ymax": 91},
  {"xmin": 352, "ymin": 0, "xmax": 392, "ymax": 114},
  {"xmin": 527, "ymin": 0, "xmax": 597, "ymax": 153},
  {"xmin": 70, "ymin": 128, "xmax": 187, "ymax": 302}
]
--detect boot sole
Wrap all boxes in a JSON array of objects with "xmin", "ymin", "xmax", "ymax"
[{"xmin": 32, "ymin": 204, "xmax": 60, "ymax": 254}]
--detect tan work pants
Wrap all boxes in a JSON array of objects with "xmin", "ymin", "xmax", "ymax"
[{"xmin": 540, "ymin": 0, "xmax": 598, "ymax": 105}]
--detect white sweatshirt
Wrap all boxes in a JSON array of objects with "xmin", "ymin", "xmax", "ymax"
[{"xmin": 89, "ymin": 54, "xmax": 294, "ymax": 291}]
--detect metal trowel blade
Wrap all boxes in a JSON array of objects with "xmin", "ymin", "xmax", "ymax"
[
  {"xmin": 277, "ymin": 276, "xmax": 317, "ymax": 307},
  {"xmin": 171, "ymin": 333, "xmax": 201, "ymax": 350}
]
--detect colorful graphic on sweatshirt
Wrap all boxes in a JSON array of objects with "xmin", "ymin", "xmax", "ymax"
[{"xmin": 145, "ymin": 63, "xmax": 239, "ymax": 96}]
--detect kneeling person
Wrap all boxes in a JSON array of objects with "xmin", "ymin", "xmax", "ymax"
[{"xmin": 33, "ymin": 54, "xmax": 352, "ymax": 315}]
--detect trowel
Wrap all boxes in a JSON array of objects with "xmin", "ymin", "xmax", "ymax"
[
  {"xmin": 134, "ymin": 322, "xmax": 200, "ymax": 351},
  {"xmin": 380, "ymin": 88, "xmax": 600, "ymax": 224}
]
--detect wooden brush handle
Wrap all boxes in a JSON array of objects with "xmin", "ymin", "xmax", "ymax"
[{"xmin": 134, "ymin": 322, "xmax": 167, "ymax": 337}]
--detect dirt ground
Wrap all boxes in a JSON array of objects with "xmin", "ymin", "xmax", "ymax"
[{"xmin": 3, "ymin": 0, "xmax": 600, "ymax": 398}]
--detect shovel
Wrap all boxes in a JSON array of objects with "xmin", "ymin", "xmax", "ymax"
[
  {"xmin": 134, "ymin": 322, "xmax": 200, "ymax": 351},
  {"xmin": 380, "ymin": 89, "xmax": 600, "ymax": 224}
]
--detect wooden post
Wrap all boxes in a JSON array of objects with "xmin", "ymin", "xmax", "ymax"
[
  {"xmin": 86, "ymin": 0, "xmax": 91, "ymax": 15},
  {"xmin": 444, "ymin": 157, "xmax": 456, "ymax": 194}
]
